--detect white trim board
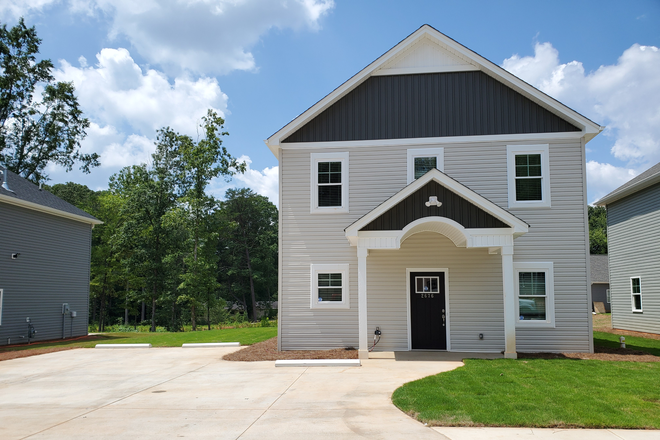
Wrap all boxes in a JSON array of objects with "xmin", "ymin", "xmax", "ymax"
[
  {"xmin": 275, "ymin": 132, "xmax": 585, "ymax": 151},
  {"xmin": 406, "ymin": 268, "xmax": 451, "ymax": 352},
  {"xmin": 265, "ymin": 25, "xmax": 602, "ymax": 156}
]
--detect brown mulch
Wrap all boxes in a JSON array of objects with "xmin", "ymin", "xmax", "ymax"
[
  {"xmin": 519, "ymin": 346, "xmax": 660, "ymax": 362},
  {"xmin": 223, "ymin": 337, "xmax": 358, "ymax": 362},
  {"xmin": 0, "ymin": 347, "xmax": 78, "ymax": 362}
]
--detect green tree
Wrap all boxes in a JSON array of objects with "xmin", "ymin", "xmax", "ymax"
[
  {"xmin": 0, "ymin": 18, "xmax": 98, "ymax": 184},
  {"xmin": 220, "ymin": 188, "xmax": 278, "ymax": 321},
  {"xmin": 588, "ymin": 205, "xmax": 608, "ymax": 254},
  {"xmin": 110, "ymin": 135, "xmax": 182, "ymax": 332},
  {"xmin": 175, "ymin": 110, "xmax": 244, "ymax": 330}
]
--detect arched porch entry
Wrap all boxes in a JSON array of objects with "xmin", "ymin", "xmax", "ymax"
[{"xmin": 345, "ymin": 169, "xmax": 529, "ymax": 359}]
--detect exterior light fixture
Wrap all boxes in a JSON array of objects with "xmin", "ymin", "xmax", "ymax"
[
  {"xmin": 11, "ymin": 253, "xmax": 20, "ymax": 259},
  {"xmin": 425, "ymin": 196, "xmax": 442, "ymax": 207}
]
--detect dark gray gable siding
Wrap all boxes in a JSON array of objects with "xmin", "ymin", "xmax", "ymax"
[
  {"xmin": 361, "ymin": 179, "xmax": 509, "ymax": 231},
  {"xmin": 0, "ymin": 203, "xmax": 91, "ymax": 344},
  {"xmin": 283, "ymin": 71, "xmax": 580, "ymax": 143}
]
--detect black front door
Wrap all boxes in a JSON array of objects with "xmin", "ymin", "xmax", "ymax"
[{"xmin": 410, "ymin": 271, "xmax": 447, "ymax": 350}]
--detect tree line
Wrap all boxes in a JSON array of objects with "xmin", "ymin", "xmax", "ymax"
[{"xmin": 49, "ymin": 113, "xmax": 278, "ymax": 332}]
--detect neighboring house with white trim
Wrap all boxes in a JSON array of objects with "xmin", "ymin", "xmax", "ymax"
[
  {"xmin": 0, "ymin": 168, "xmax": 101, "ymax": 345},
  {"xmin": 596, "ymin": 162, "xmax": 660, "ymax": 335},
  {"xmin": 590, "ymin": 254, "xmax": 610, "ymax": 313},
  {"xmin": 266, "ymin": 25, "xmax": 603, "ymax": 359}
]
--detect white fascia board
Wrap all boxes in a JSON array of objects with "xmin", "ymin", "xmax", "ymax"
[
  {"xmin": 595, "ymin": 171, "xmax": 660, "ymax": 206},
  {"xmin": 345, "ymin": 168, "xmax": 528, "ymax": 238},
  {"xmin": 278, "ymin": 132, "xmax": 584, "ymax": 151},
  {"xmin": 266, "ymin": 25, "xmax": 601, "ymax": 155},
  {"xmin": 0, "ymin": 194, "xmax": 103, "ymax": 225}
]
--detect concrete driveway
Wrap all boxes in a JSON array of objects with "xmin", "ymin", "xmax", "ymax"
[{"xmin": 0, "ymin": 347, "xmax": 462, "ymax": 439}]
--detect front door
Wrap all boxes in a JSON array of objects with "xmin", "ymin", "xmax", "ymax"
[{"xmin": 410, "ymin": 272, "xmax": 447, "ymax": 350}]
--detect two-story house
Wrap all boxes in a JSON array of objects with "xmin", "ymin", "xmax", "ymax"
[{"xmin": 266, "ymin": 25, "xmax": 602, "ymax": 359}]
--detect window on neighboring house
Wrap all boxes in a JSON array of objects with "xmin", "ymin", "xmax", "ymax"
[
  {"xmin": 606, "ymin": 288, "xmax": 611, "ymax": 304},
  {"xmin": 631, "ymin": 277, "xmax": 642, "ymax": 312},
  {"xmin": 514, "ymin": 262, "xmax": 555, "ymax": 327},
  {"xmin": 507, "ymin": 145, "xmax": 551, "ymax": 208},
  {"xmin": 407, "ymin": 148, "xmax": 444, "ymax": 184},
  {"xmin": 310, "ymin": 264, "xmax": 349, "ymax": 309},
  {"xmin": 311, "ymin": 152, "xmax": 349, "ymax": 213}
]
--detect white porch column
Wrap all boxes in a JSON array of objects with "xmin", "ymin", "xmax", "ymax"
[
  {"xmin": 501, "ymin": 245, "xmax": 517, "ymax": 359},
  {"xmin": 357, "ymin": 247, "xmax": 369, "ymax": 359}
]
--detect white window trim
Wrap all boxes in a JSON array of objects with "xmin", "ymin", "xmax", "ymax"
[
  {"xmin": 630, "ymin": 277, "xmax": 643, "ymax": 313},
  {"xmin": 507, "ymin": 144, "xmax": 551, "ymax": 209},
  {"xmin": 310, "ymin": 152, "xmax": 349, "ymax": 214},
  {"xmin": 0, "ymin": 289, "xmax": 3, "ymax": 326},
  {"xmin": 407, "ymin": 147, "xmax": 444, "ymax": 184},
  {"xmin": 514, "ymin": 262, "xmax": 555, "ymax": 328},
  {"xmin": 310, "ymin": 264, "xmax": 350, "ymax": 309}
]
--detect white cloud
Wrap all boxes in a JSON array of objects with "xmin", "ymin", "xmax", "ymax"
[
  {"xmin": 54, "ymin": 48, "xmax": 228, "ymax": 137},
  {"xmin": 0, "ymin": 0, "xmax": 58, "ymax": 19},
  {"xmin": 208, "ymin": 155, "xmax": 279, "ymax": 206},
  {"xmin": 586, "ymin": 161, "xmax": 636, "ymax": 204},
  {"xmin": 77, "ymin": 0, "xmax": 335, "ymax": 75},
  {"xmin": 503, "ymin": 42, "xmax": 660, "ymax": 199}
]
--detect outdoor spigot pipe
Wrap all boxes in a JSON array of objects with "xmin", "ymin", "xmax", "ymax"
[{"xmin": 619, "ymin": 336, "xmax": 626, "ymax": 349}]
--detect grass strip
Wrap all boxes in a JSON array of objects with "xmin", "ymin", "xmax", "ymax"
[
  {"xmin": 392, "ymin": 358, "xmax": 660, "ymax": 429},
  {"xmin": 0, "ymin": 327, "xmax": 277, "ymax": 352},
  {"xmin": 594, "ymin": 331, "xmax": 660, "ymax": 356}
]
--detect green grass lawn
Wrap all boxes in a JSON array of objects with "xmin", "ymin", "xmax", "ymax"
[
  {"xmin": 392, "ymin": 358, "xmax": 660, "ymax": 429},
  {"xmin": 0, "ymin": 327, "xmax": 277, "ymax": 352},
  {"xmin": 594, "ymin": 331, "xmax": 660, "ymax": 357}
]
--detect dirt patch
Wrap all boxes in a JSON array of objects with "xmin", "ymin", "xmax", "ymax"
[
  {"xmin": 223, "ymin": 337, "xmax": 358, "ymax": 362},
  {"xmin": 592, "ymin": 313, "xmax": 660, "ymax": 340},
  {"xmin": 0, "ymin": 347, "xmax": 78, "ymax": 362},
  {"xmin": 519, "ymin": 346, "xmax": 660, "ymax": 362}
]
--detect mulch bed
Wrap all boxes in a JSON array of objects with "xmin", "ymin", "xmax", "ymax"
[
  {"xmin": 519, "ymin": 346, "xmax": 660, "ymax": 362},
  {"xmin": 223, "ymin": 337, "xmax": 358, "ymax": 362},
  {"xmin": 0, "ymin": 347, "xmax": 78, "ymax": 362}
]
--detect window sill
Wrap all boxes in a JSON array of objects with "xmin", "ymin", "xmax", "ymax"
[
  {"xmin": 310, "ymin": 207, "xmax": 349, "ymax": 214},
  {"xmin": 516, "ymin": 321, "xmax": 555, "ymax": 329},
  {"xmin": 310, "ymin": 303, "xmax": 350, "ymax": 310},
  {"xmin": 508, "ymin": 201, "xmax": 551, "ymax": 209}
]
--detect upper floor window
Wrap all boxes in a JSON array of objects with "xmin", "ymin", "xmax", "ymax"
[
  {"xmin": 507, "ymin": 145, "xmax": 551, "ymax": 208},
  {"xmin": 514, "ymin": 262, "xmax": 555, "ymax": 328},
  {"xmin": 311, "ymin": 152, "xmax": 349, "ymax": 213},
  {"xmin": 631, "ymin": 277, "xmax": 642, "ymax": 312},
  {"xmin": 407, "ymin": 148, "xmax": 444, "ymax": 184}
]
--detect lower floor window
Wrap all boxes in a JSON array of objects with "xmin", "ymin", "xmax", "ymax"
[
  {"xmin": 310, "ymin": 264, "xmax": 349, "ymax": 309},
  {"xmin": 514, "ymin": 262, "xmax": 555, "ymax": 327},
  {"xmin": 631, "ymin": 277, "xmax": 642, "ymax": 312},
  {"xmin": 518, "ymin": 272, "xmax": 547, "ymax": 321}
]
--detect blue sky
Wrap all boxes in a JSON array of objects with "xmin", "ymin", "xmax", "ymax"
[{"xmin": 3, "ymin": 0, "xmax": 659, "ymax": 204}]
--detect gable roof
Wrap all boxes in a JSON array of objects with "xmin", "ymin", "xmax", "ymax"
[
  {"xmin": 345, "ymin": 168, "xmax": 528, "ymax": 238},
  {"xmin": 266, "ymin": 24, "xmax": 603, "ymax": 156},
  {"xmin": 596, "ymin": 161, "xmax": 660, "ymax": 206},
  {"xmin": 0, "ymin": 169, "xmax": 102, "ymax": 225},
  {"xmin": 590, "ymin": 254, "xmax": 609, "ymax": 284}
]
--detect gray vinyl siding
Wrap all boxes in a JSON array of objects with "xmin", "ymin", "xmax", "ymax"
[
  {"xmin": 368, "ymin": 232, "xmax": 504, "ymax": 352},
  {"xmin": 607, "ymin": 182, "xmax": 660, "ymax": 334},
  {"xmin": 591, "ymin": 284, "xmax": 611, "ymax": 312},
  {"xmin": 283, "ymin": 71, "xmax": 579, "ymax": 143},
  {"xmin": 280, "ymin": 137, "xmax": 590, "ymax": 352},
  {"xmin": 0, "ymin": 203, "xmax": 92, "ymax": 345}
]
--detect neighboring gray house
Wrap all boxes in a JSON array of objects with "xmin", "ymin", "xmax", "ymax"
[
  {"xmin": 0, "ymin": 169, "xmax": 101, "ymax": 345},
  {"xmin": 590, "ymin": 254, "xmax": 610, "ymax": 312},
  {"xmin": 266, "ymin": 25, "xmax": 602, "ymax": 359},
  {"xmin": 596, "ymin": 162, "xmax": 660, "ymax": 335}
]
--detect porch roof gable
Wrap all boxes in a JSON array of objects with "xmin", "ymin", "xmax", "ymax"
[{"xmin": 345, "ymin": 168, "xmax": 528, "ymax": 244}]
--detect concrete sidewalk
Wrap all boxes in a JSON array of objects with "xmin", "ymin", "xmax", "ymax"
[{"xmin": 0, "ymin": 348, "xmax": 657, "ymax": 439}]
